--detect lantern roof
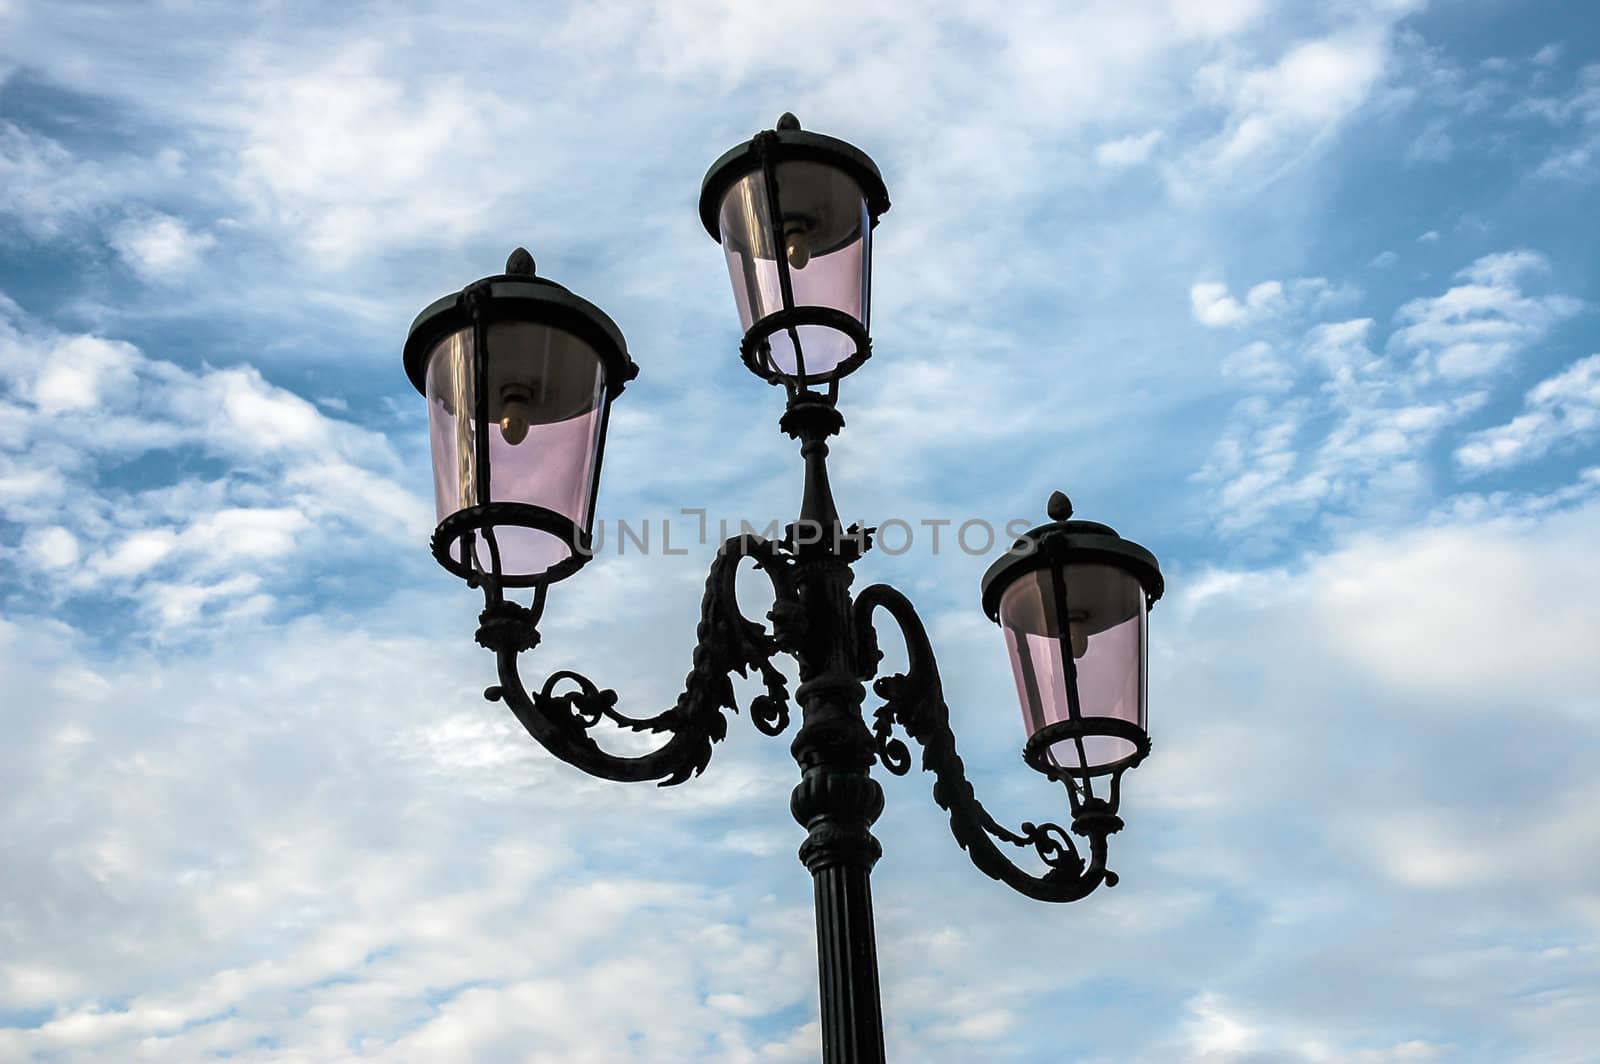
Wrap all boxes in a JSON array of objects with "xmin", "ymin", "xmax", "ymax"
[
  {"xmin": 981, "ymin": 492, "xmax": 1164, "ymax": 622},
  {"xmin": 698, "ymin": 113, "xmax": 892, "ymax": 242},
  {"xmin": 402, "ymin": 255, "xmax": 637, "ymax": 398}
]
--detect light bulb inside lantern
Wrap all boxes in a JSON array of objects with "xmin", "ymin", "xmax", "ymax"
[
  {"xmin": 499, "ymin": 386, "xmax": 531, "ymax": 446},
  {"xmin": 784, "ymin": 220, "xmax": 811, "ymax": 270},
  {"xmin": 1067, "ymin": 613, "xmax": 1089, "ymax": 660}
]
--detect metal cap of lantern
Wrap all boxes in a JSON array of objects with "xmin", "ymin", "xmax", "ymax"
[
  {"xmin": 403, "ymin": 248, "xmax": 638, "ymax": 590},
  {"xmin": 699, "ymin": 113, "xmax": 891, "ymax": 391},
  {"xmin": 982, "ymin": 492, "xmax": 1164, "ymax": 789}
]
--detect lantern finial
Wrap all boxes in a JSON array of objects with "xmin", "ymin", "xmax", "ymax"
[
  {"xmin": 505, "ymin": 247, "xmax": 536, "ymax": 276},
  {"xmin": 776, "ymin": 112, "xmax": 801, "ymax": 131},
  {"xmin": 1047, "ymin": 491, "xmax": 1073, "ymax": 522}
]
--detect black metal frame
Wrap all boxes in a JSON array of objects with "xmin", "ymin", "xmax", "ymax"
[
  {"xmin": 438, "ymin": 384, "xmax": 1159, "ymax": 1061},
  {"xmin": 701, "ymin": 114, "xmax": 889, "ymax": 391},
  {"xmin": 405, "ymin": 250, "xmax": 638, "ymax": 591},
  {"xmin": 430, "ymin": 504, "xmax": 592, "ymax": 588},
  {"xmin": 979, "ymin": 495, "xmax": 1165, "ymax": 622},
  {"xmin": 980, "ymin": 491, "xmax": 1165, "ymax": 783},
  {"xmin": 412, "ymin": 123, "xmax": 1165, "ymax": 1064},
  {"xmin": 739, "ymin": 305, "xmax": 873, "ymax": 390},
  {"xmin": 698, "ymin": 116, "xmax": 892, "ymax": 240}
]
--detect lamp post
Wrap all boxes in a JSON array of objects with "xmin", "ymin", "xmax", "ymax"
[{"xmin": 403, "ymin": 115, "xmax": 1164, "ymax": 1064}]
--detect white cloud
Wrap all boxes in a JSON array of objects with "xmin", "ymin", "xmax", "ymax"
[
  {"xmin": 1191, "ymin": 276, "xmax": 1355, "ymax": 329},
  {"xmin": 192, "ymin": 367, "xmax": 338, "ymax": 454},
  {"xmin": 1167, "ymin": 0, "xmax": 1265, "ymax": 39},
  {"xmin": 1460, "ymin": 248, "xmax": 1548, "ymax": 287},
  {"xmin": 93, "ymin": 528, "xmax": 180, "ymax": 578},
  {"xmin": 1162, "ymin": 993, "xmax": 1451, "ymax": 1062},
  {"xmin": 1368, "ymin": 813, "xmax": 1503, "ymax": 890},
  {"xmin": 1390, "ymin": 250, "xmax": 1581, "ymax": 379},
  {"xmin": 1192, "ymin": 279, "xmax": 1285, "ymax": 326},
  {"xmin": 1534, "ymin": 142, "xmax": 1599, "ymax": 181},
  {"xmin": 1404, "ymin": 117, "xmax": 1454, "ymax": 163},
  {"xmin": 0, "ymin": 120, "xmax": 189, "ymax": 244},
  {"xmin": 1096, "ymin": 129, "xmax": 1164, "ymax": 167},
  {"xmin": 1520, "ymin": 63, "xmax": 1600, "ymax": 181},
  {"xmin": 1220, "ymin": 339, "xmax": 1294, "ymax": 392},
  {"xmin": 1302, "ymin": 316, "xmax": 1377, "ymax": 378},
  {"xmin": 1456, "ymin": 353, "xmax": 1600, "ymax": 473},
  {"xmin": 223, "ymin": 44, "xmax": 519, "ymax": 265},
  {"xmin": 1302, "ymin": 500, "xmax": 1600, "ymax": 704},
  {"xmin": 0, "ymin": 611, "xmax": 823, "ymax": 1059},
  {"xmin": 19, "ymin": 525, "xmax": 80, "ymax": 569},
  {"xmin": 1133, "ymin": 494, "xmax": 1600, "ymax": 1057},
  {"xmin": 0, "ymin": 301, "xmax": 430, "ymax": 630},
  {"xmin": 1190, "ymin": 28, "xmax": 1394, "ymax": 180},
  {"xmin": 0, "ymin": 121, "xmax": 109, "ymax": 238},
  {"xmin": 27, "ymin": 334, "xmax": 140, "ymax": 415},
  {"xmin": 1197, "ymin": 247, "xmax": 1582, "ymax": 535},
  {"xmin": 181, "ymin": 507, "xmax": 310, "ymax": 565},
  {"xmin": 142, "ymin": 572, "xmax": 270, "ymax": 628},
  {"xmin": 109, "ymin": 211, "xmax": 216, "ymax": 281}
]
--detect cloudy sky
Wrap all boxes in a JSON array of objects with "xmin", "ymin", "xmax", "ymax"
[{"xmin": 3, "ymin": 1, "xmax": 1599, "ymax": 1060}]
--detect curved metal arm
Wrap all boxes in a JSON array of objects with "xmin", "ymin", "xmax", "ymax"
[
  {"xmin": 480, "ymin": 535, "xmax": 802, "ymax": 786},
  {"xmin": 853, "ymin": 584, "xmax": 1121, "ymax": 902}
]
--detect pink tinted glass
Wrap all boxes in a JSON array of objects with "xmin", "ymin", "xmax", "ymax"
[
  {"xmin": 424, "ymin": 324, "xmax": 606, "ymax": 580},
  {"xmin": 718, "ymin": 160, "xmax": 870, "ymax": 379},
  {"xmin": 998, "ymin": 564, "xmax": 1147, "ymax": 774}
]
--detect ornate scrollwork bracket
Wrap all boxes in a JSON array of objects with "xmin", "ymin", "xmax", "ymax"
[
  {"xmin": 479, "ymin": 534, "xmax": 803, "ymax": 786},
  {"xmin": 853, "ymin": 584, "xmax": 1124, "ymax": 902}
]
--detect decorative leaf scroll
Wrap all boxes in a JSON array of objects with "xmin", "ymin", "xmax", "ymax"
[
  {"xmin": 853, "ymin": 584, "xmax": 1121, "ymax": 902},
  {"xmin": 870, "ymin": 703, "xmax": 912, "ymax": 776},
  {"xmin": 486, "ymin": 535, "xmax": 801, "ymax": 785}
]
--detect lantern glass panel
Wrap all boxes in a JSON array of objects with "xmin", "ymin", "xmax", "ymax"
[
  {"xmin": 424, "ymin": 321, "xmax": 607, "ymax": 581},
  {"xmin": 998, "ymin": 563, "xmax": 1147, "ymax": 774},
  {"xmin": 718, "ymin": 160, "xmax": 869, "ymax": 379}
]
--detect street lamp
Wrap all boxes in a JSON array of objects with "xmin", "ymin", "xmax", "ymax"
[
  {"xmin": 402, "ymin": 247, "xmax": 637, "ymax": 589},
  {"xmin": 404, "ymin": 115, "xmax": 1164, "ymax": 1064}
]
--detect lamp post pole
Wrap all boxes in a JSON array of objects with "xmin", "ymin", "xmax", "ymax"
[
  {"xmin": 783, "ymin": 399, "xmax": 887, "ymax": 1061},
  {"xmin": 403, "ymin": 115, "xmax": 1166, "ymax": 1064}
]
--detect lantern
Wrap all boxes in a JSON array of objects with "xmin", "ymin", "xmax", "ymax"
[
  {"xmin": 699, "ymin": 113, "xmax": 890, "ymax": 388},
  {"xmin": 981, "ymin": 492, "xmax": 1164, "ymax": 780},
  {"xmin": 402, "ymin": 249, "xmax": 637, "ymax": 588}
]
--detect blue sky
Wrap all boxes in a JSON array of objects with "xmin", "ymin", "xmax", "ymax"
[{"xmin": 2, "ymin": 1, "xmax": 1598, "ymax": 1060}]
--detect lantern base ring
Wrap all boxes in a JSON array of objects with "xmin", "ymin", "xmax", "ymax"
[
  {"xmin": 431, "ymin": 503, "xmax": 593, "ymax": 589},
  {"xmin": 740, "ymin": 306, "xmax": 871, "ymax": 385},
  {"xmin": 1023, "ymin": 718, "xmax": 1151, "ymax": 781}
]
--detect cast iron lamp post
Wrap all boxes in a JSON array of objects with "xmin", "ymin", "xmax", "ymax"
[{"xmin": 402, "ymin": 114, "xmax": 1164, "ymax": 1063}]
